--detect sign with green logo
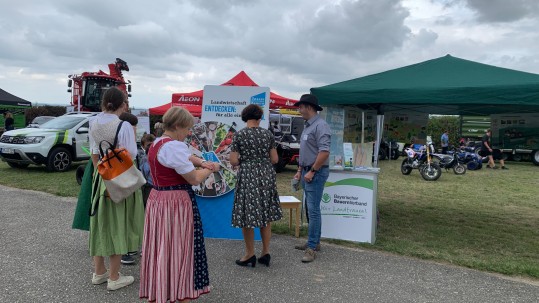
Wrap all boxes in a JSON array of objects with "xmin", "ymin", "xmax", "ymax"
[{"xmin": 321, "ymin": 170, "xmax": 378, "ymax": 244}]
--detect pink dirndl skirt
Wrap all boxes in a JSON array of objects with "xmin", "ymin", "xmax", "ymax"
[{"xmin": 139, "ymin": 185, "xmax": 210, "ymax": 302}]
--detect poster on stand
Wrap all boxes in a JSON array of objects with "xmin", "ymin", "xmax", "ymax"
[
  {"xmin": 190, "ymin": 85, "xmax": 270, "ymax": 240},
  {"xmin": 384, "ymin": 111, "xmax": 429, "ymax": 144},
  {"xmin": 321, "ymin": 170, "xmax": 378, "ymax": 243},
  {"xmin": 320, "ymin": 106, "xmax": 345, "ymax": 167}
]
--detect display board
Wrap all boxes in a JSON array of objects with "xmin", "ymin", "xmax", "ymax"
[
  {"xmin": 194, "ymin": 85, "xmax": 270, "ymax": 240},
  {"xmin": 321, "ymin": 169, "xmax": 378, "ymax": 243},
  {"xmin": 320, "ymin": 106, "xmax": 345, "ymax": 168},
  {"xmin": 384, "ymin": 111, "xmax": 429, "ymax": 144}
]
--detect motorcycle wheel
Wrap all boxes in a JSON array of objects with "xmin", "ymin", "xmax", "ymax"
[
  {"xmin": 391, "ymin": 149, "xmax": 399, "ymax": 160},
  {"xmin": 453, "ymin": 163, "xmax": 466, "ymax": 175},
  {"xmin": 420, "ymin": 163, "xmax": 442, "ymax": 181},
  {"xmin": 401, "ymin": 159, "xmax": 412, "ymax": 175}
]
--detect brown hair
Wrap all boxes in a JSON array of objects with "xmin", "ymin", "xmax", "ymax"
[
  {"xmin": 163, "ymin": 106, "xmax": 194, "ymax": 131},
  {"xmin": 241, "ymin": 104, "xmax": 263, "ymax": 122},
  {"xmin": 101, "ymin": 86, "xmax": 127, "ymax": 112},
  {"xmin": 5, "ymin": 112, "xmax": 13, "ymax": 119},
  {"xmin": 119, "ymin": 112, "xmax": 138, "ymax": 126},
  {"xmin": 141, "ymin": 133, "xmax": 156, "ymax": 146}
]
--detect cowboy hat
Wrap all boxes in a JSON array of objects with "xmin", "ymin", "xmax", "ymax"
[{"xmin": 294, "ymin": 94, "xmax": 323, "ymax": 111}]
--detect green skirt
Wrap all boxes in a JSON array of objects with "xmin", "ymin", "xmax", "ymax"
[
  {"xmin": 72, "ymin": 162, "xmax": 94, "ymax": 231},
  {"xmin": 89, "ymin": 171, "xmax": 145, "ymax": 256}
]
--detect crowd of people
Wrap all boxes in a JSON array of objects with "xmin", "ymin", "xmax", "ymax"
[{"xmin": 72, "ymin": 89, "xmax": 331, "ymax": 302}]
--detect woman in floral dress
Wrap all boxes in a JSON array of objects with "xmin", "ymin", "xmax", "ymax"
[{"xmin": 230, "ymin": 104, "xmax": 282, "ymax": 268}]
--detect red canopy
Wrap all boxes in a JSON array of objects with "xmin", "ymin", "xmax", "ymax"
[
  {"xmin": 149, "ymin": 103, "xmax": 202, "ymax": 116},
  {"xmin": 149, "ymin": 71, "xmax": 297, "ymax": 115}
]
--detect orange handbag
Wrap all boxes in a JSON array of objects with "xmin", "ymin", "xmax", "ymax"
[{"xmin": 97, "ymin": 122, "xmax": 146, "ymax": 203}]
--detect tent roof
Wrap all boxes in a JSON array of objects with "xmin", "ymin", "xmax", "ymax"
[
  {"xmin": 311, "ymin": 55, "xmax": 539, "ymax": 115},
  {"xmin": 0, "ymin": 88, "xmax": 32, "ymax": 107},
  {"xmin": 151, "ymin": 71, "xmax": 297, "ymax": 115}
]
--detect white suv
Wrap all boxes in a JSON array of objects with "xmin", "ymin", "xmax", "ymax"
[{"xmin": 0, "ymin": 112, "xmax": 95, "ymax": 172}]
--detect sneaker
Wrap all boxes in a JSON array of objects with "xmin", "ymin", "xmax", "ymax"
[
  {"xmin": 501, "ymin": 166, "xmax": 508, "ymax": 170},
  {"xmin": 107, "ymin": 273, "xmax": 134, "ymax": 291},
  {"xmin": 121, "ymin": 254, "xmax": 136, "ymax": 265},
  {"xmin": 127, "ymin": 251, "xmax": 138, "ymax": 256},
  {"xmin": 92, "ymin": 271, "xmax": 109, "ymax": 285},
  {"xmin": 294, "ymin": 243, "xmax": 321, "ymax": 251},
  {"xmin": 301, "ymin": 248, "xmax": 316, "ymax": 263}
]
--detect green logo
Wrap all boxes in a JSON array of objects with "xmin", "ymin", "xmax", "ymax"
[{"xmin": 322, "ymin": 193, "xmax": 331, "ymax": 203}]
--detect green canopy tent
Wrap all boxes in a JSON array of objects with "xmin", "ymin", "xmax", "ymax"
[
  {"xmin": 311, "ymin": 55, "xmax": 539, "ymax": 116},
  {"xmin": 0, "ymin": 88, "xmax": 32, "ymax": 129}
]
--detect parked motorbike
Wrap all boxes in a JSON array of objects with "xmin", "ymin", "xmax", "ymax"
[
  {"xmin": 432, "ymin": 147, "xmax": 466, "ymax": 175},
  {"xmin": 401, "ymin": 143, "xmax": 442, "ymax": 181},
  {"xmin": 374, "ymin": 139, "xmax": 400, "ymax": 161}
]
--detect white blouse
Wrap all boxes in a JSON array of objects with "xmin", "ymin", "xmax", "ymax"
[
  {"xmin": 154, "ymin": 137, "xmax": 195, "ymax": 175},
  {"xmin": 89, "ymin": 113, "xmax": 137, "ymax": 159}
]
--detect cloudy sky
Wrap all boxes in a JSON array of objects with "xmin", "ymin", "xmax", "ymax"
[{"xmin": 1, "ymin": 0, "xmax": 539, "ymax": 109}]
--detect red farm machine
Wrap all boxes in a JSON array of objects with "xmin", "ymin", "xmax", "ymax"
[{"xmin": 68, "ymin": 58, "xmax": 132, "ymax": 112}]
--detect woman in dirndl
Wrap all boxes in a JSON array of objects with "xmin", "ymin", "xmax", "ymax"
[
  {"xmin": 139, "ymin": 106, "xmax": 218, "ymax": 303},
  {"xmin": 88, "ymin": 87, "xmax": 145, "ymax": 291}
]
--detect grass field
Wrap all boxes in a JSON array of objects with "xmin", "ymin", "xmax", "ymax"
[{"xmin": 1, "ymin": 159, "xmax": 538, "ymax": 279}]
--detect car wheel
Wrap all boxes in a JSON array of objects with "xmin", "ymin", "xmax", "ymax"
[
  {"xmin": 532, "ymin": 150, "xmax": 539, "ymax": 166},
  {"xmin": 76, "ymin": 164, "xmax": 86, "ymax": 185},
  {"xmin": 47, "ymin": 147, "xmax": 72, "ymax": 172},
  {"xmin": 7, "ymin": 162, "xmax": 30, "ymax": 169}
]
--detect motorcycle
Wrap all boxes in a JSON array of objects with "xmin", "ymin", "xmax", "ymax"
[
  {"xmin": 401, "ymin": 143, "xmax": 442, "ymax": 181},
  {"xmin": 432, "ymin": 147, "xmax": 467, "ymax": 175},
  {"xmin": 373, "ymin": 139, "xmax": 400, "ymax": 161}
]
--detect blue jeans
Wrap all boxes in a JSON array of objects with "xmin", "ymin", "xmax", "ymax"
[{"xmin": 301, "ymin": 167, "xmax": 329, "ymax": 250}]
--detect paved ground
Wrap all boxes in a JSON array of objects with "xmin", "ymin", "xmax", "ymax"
[{"xmin": 1, "ymin": 184, "xmax": 539, "ymax": 303}]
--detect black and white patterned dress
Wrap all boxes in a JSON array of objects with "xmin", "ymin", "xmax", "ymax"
[{"xmin": 231, "ymin": 127, "xmax": 282, "ymax": 228}]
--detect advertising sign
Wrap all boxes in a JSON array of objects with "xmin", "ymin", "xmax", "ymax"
[
  {"xmin": 202, "ymin": 85, "xmax": 270, "ymax": 129},
  {"xmin": 491, "ymin": 113, "xmax": 539, "ymax": 150},
  {"xmin": 320, "ymin": 106, "xmax": 345, "ymax": 167},
  {"xmin": 321, "ymin": 171, "xmax": 378, "ymax": 243},
  {"xmin": 192, "ymin": 85, "xmax": 270, "ymax": 240},
  {"xmin": 384, "ymin": 111, "xmax": 429, "ymax": 144}
]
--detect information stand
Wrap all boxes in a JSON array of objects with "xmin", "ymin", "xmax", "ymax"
[{"xmin": 321, "ymin": 168, "xmax": 379, "ymax": 244}]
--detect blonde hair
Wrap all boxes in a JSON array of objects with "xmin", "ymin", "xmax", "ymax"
[{"xmin": 163, "ymin": 106, "xmax": 194, "ymax": 131}]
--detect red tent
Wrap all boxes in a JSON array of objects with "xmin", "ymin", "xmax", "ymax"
[
  {"xmin": 149, "ymin": 71, "xmax": 298, "ymax": 115},
  {"xmin": 149, "ymin": 103, "xmax": 202, "ymax": 116}
]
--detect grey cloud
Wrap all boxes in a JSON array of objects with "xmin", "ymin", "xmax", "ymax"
[
  {"xmin": 300, "ymin": 0, "xmax": 411, "ymax": 60},
  {"xmin": 414, "ymin": 29, "xmax": 438, "ymax": 47},
  {"xmin": 463, "ymin": 0, "xmax": 539, "ymax": 23}
]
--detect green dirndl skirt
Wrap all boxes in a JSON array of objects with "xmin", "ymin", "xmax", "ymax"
[
  {"xmin": 72, "ymin": 162, "xmax": 94, "ymax": 231},
  {"xmin": 89, "ymin": 170, "xmax": 145, "ymax": 256}
]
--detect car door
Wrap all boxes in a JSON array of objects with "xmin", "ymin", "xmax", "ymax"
[{"xmin": 74, "ymin": 120, "xmax": 90, "ymax": 160}]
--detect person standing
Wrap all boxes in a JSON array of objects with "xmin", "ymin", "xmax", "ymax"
[
  {"xmin": 88, "ymin": 87, "xmax": 145, "ymax": 291},
  {"xmin": 229, "ymin": 104, "xmax": 282, "ymax": 268},
  {"xmin": 4, "ymin": 111, "xmax": 14, "ymax": 131},
  {"xmin": 441, "ymin": 130, "xmax": 449, "ymax": 154},
  {"xmin": 139, "ymin": 106, "xmax": 217, "ymax": 303},
  {"xmin": 481, "ymin": 129, "xmax": 508, "ymax": 169},
  {"xmin": 481, "ymin": 129, "xmax": 498, "ymax": 169},
  {"xmin": 292, "ymin": 94, "xmax": 331, "ymax": 263}
]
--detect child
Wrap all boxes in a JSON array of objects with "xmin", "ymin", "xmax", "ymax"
[{"xmin": 138, "ymin": 133, "xmax": 156, "ymax": 206}]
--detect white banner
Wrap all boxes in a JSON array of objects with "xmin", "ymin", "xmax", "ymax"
[
  {"xmin": 321, "ymin": 170, "xmax": 378, "ymax": 243},
  {"xmin": 202, "ymin": 85, "xmax": 270, "ymax": 129}
]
